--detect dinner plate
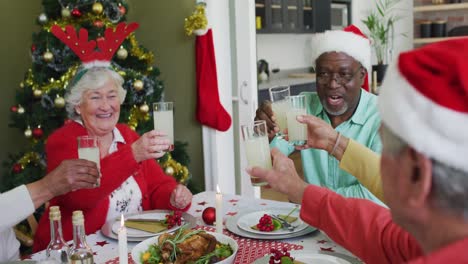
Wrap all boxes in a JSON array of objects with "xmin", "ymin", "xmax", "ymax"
[
  {"xmin": 111, "ymin": 212, "xmax": 184, "ymax": 238},
  {"xmin": 100, "ymin": 210, "xmax": 196, "ymax": 242},
  {"xmin": 252, "ymin": 250, "xmax": 361, "ymax": 264},
  {"xmin": 237, "ymin": 209, "xmax": 307, "ymax": 235},
  {"xmin": 131, "ymin": 231, "xmax": 238, "ymax": 264},
  {"xmin": 226, "ymin": 207, "xmax": 317, "ymax": 240}
]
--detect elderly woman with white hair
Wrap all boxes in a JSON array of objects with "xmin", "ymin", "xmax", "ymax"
[{"xmin": 33, "ymin": 67, "xmax": 192, "ymax": 252}]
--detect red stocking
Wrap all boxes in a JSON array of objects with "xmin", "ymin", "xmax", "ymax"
[{"xmin": 195, "ymin": 29, "xmax": 232, "ymax": 132}]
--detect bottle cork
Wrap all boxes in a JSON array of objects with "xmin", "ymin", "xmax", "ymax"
[
  {"xmin": 72, "ymin": 210, "xmax": 84, "ymax": 225},
  {"xmin": 49, "ymin": 206, "xmax": 61, "ymax": 220}
]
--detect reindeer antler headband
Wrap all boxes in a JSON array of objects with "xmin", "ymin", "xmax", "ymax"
[{"xmin": 51, "ymin": 22, "xmax": 139, "ymax": 68}]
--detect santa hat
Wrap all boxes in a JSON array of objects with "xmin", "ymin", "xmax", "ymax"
[
  {"xmin": 378, "ymin": 38, "xmax": 468, "ymax": 172},
  {"xmin": 311, "ymin": 25, "xmax": 371, "ymax": 91}
]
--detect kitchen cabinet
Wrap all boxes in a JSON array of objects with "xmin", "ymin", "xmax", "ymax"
[
  {"xmin": 258, "ymin": 82, "xmax": 316, "ymax": 104},
  {"xmin": 255, "ymin": 0, "xmax": 331, "ymax": 33},
  {"xmin": 413, "ymin": 2, "xmax": 468, "ymax": 45}
]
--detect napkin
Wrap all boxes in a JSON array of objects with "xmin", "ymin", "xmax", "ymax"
[{"xmin": 125, "ymin": 220, "xmax": 167, "ymax": 233}]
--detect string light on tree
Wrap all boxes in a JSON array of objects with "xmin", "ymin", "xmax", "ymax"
[
  {"xmin": 92, "ymin": 2, "xmax": 104, "ymax": 14},
  {"xmin": 24, "ymin": 127, "xmax": 32, "ymax": 138},
  {"xmin": 43, "ymin": 50, "xmax": 54, "ymax": 63},
  {"xmin": 116, "ymin": 47, "xmax": 128, "ymax": 60},
  {"xmin": 33, "ymin": 89, "xmax": 43, "ymax": 98},
  {"xmin": 38, "ymin": 13, "xmax": 48, "ymax": 24},
  {"xmin": 133, "ymin": 80, "xmax": 144, "ymax": 91}
]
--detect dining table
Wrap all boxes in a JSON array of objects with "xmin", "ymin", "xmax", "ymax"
[{"xmin": 30, "ymin": 191, "xmax": 361, "ymax": 263}]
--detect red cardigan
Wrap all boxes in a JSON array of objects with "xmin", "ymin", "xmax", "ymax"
[
  {"xmin": 300, "ymin": 185, "xmax": 468, "ymax": 263},
  {"xmin": 33, "ymin": 122, "xmax": 188, "ymax": 252}
]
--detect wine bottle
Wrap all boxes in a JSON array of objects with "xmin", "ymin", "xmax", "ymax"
[
  {"xmin": 45, "ymin": 206, "xmax": 70, "ymax": 263},
  {"xmin": 69, "ymin": 211, "xmax": 94, "ymax": 264}
]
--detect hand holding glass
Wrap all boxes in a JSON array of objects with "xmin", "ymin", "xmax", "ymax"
[
  {"xmin": 241, "ymin": 120, "xmax": 272, "ymax": 186},
  {"xmin": 269, "ymin": 85, "xmax": 290, "ymax": 135},
  {"xmin": 287, "ymin": 95, "xmax": 307, "ymax": 146},
  {"xmin": 77, "ymin": 136, "xmax": 101, "ymax": 187},
  {"xmin": 153, "ymin": 102, "xmax": 174, "ymax": 151}
]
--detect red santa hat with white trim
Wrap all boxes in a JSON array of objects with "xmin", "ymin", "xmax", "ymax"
[
  {"xmin": 378, "ymin": 38, "xmax": 468, "ymax": 172},
  {"xmin": 311, "ymin": 25, "xmax": 371, "ymax": 91}
]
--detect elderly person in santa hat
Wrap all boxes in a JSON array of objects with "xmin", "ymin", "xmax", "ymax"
[
  {"xmin": 255, "ymin": 25, "xmax": 383, "ymax": 205},
  {"xmin": 248, "ymin": 38, "xmax": 468, "ymax": 263}
]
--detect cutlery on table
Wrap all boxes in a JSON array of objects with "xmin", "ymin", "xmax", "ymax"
[{"xmin": 271, "ymin": 215, "xmax": 297, "ymax": 232}]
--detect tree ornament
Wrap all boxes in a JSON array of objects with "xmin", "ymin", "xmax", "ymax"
[
  {"xmin": 12, "ymin": 163, "xmax": 23, "ymax": 174},
  {"xmin": 139, "ymin": 103, "xmax": 149, "ymax": 113},
  {"xmin": 31, "ymin": 44, "xmax": 36, "ymax": 52},
  {"xmin": 119, "ymin": 5, "xmax": 126, "ymax": 15},
  {"xmin": 71, "ymin": 8, "xmax": 82, "ymax": 18},
  {"xmin": 93, "ymin": 20, "xmax": 104, "ymax": 28},
  {"xmin": 118, "ymin": 70, "xmax": 126, "ymax": 77},
  {"xmin": 19, "ymin": 82, "xmax": 24, "ymax": 88},
  {"xmin": 33, "ymin": 89, "xmax": 43, "ymax": 98},
  {"xmin": 17, "ymin": 106, "xmax": 25, "ymax": 114},
  {"xmin": 43, "ymin": 50, "xmax": 54, "ymax": 63},
  {"xmin": 54, "ymin": 96, "xmax": 65, "ymax": 108},
  {"xmin": 202, "ymin": 207, "xmax": 216, "ymax": 225},
  {"xmin": 10, "ymin": 106, "xmax": 18, "ymax": 112},
  {"xmin": 147, "ymin": 66, "xmax": 153, "ymax": 72},
  {"xmin": 116, "ymin": 47, "xmax": 128, "ymax": 60},
  {"xmin": 24, "ymin": 127, "xmax": 32, "ymax": 138},
  {"xmin": 38, "ymin": 13, "xmax": 48, "ymax": 24},
  {"xmin": 165, "ymin": 166, "xmax": 175, "ymax": 176},
  {"xmin": 92, "ymin": 2, "xmax": 104, "ymax": 14},
  {"xmin": 61, "ymin": 7, "xmax": 71, "ymax": 18},
  {"xmin": 133, "ymin": 80, "xmax": 144, "ymax": 91},
  {"xmin": 32, "ymin": 126, "xmax": 44, "ymax": 139}
]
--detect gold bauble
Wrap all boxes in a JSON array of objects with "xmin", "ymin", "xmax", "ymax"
[
  {"xmin": 133, "ymin": 80, "xmax": 144, "ymax": 91},
  {"xmin": 92, "ymin": 2, "xmax": 104, "ymax": 14},
  {"xmin": 33, "ymin": 89, "xmax": 43, "ymax": 98},
  {"xmin": 24, "ymin": 127, "xmax": 32, "ymax": 138},
  {"xmin": 118, "ymin": 71, "xmax": 126, "ymax": 77},
  {"xmin": 61, "ymin": 7, "xmax": 71, "ymax": 18},
  {"xmin": 165, "ymin": 166, "xmax": 175, "ymax": 176},
  {"xmin": 43, "ymin": 51, "xmax": 54, "ymax": 63},
  {"xmin": 19, "ymin": 82, "xmax": 24, "ymax": 88},
  {"xmin": 147, "ymin": 66, "xmax": 153, "ymax": 72},
  {"xmin": 139, "ymin": 103, "xmax": 149, "ymax": 113},
  {"xmin": 17, "ymin": 106, "xmax": 25, "ymax": 114},
  {"xmin": 116, "ymin": 47, "xmax": 128, "ymax": 60},
  {"xmin": 38, "ymin": 13, "xmax": 48, "ymax": 25},
  {"xmin": 54, "ymin": 96, "xmax": 65, "ymax": 108}
]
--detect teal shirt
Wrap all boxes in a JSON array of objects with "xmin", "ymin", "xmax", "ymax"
[{"xmin": 271, "ymin": 90, "xmax": 384, "ymax": 205}]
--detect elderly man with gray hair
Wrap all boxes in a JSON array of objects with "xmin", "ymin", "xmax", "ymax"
[{"xmin": 247, "ymin": 38, "xmax": 468, "ymax": 263}]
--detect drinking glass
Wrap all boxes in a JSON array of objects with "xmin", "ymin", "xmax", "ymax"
[
  {"xmin": 286, "ymin": 95, "xmax": 307, "ymax": 146},
  {"xmin": 269, "ymin": 85, "xmax": 290, "ymax": 135},
  {"xmin": 241, "ymin": 120, "xmax": 272, "ymax": 186},
  {"xmin": 77, "ymin": 136, "xmax": 101, "ymax": 187},
  {"xmin": 153, "ymin": 102, "xmax": 174, "ymax": 151}
]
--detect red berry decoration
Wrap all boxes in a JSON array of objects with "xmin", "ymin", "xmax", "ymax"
[
  {"xmin": 202, "ymin": 207, "xmax": 216, "ymax": 225},
  {"xmin": 12, "ymin": 163, "xmax": 22, "ymax": 174},
  {"xmin": 71, "ymin": 8, "xmax": 82, "ymax": 18},
  {"xmin": 32, "ymin": 127, "xmax": 44, "ymax": 139},
  {"xmin": 269, "ymin": 248, "xmax": 294, "ymax": 264},
  {"xmin": 31, "ymin": 44, "xmax": 36, "ymax": 52},
  {"xmin": 165, "ymin": 211, "xmax": 183, "ymax": 229},
  {"xmin": 10, "ymin": 106, "xmax": 18, "ymax": 112}
]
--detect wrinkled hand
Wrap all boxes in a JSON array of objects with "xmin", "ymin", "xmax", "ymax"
[
  {"xmin": 246, "ymin": 148, "xmax": 308, "ymax": 203},
  {"xmin": 132, "ymin": 130, "xmax": 171, "ymax": 162},
  {"xmin": 295, "ymin": 115, "xmax": 338, "ymax": 152},
  {"xmin": 255, "ymin": 100, "xmax": 279, "ymax": 141},
  {"xmin": 45, "ymin": 159, "xmax": 100, "ymax": 196},
  {"xmin": 170, "ymin": 184, "xmax": 193, "ymax": 209}
]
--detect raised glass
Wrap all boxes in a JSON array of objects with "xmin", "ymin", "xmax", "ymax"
[{"xmin": 153, "ymin": 102, "xmax": 174, "ymax": 151}]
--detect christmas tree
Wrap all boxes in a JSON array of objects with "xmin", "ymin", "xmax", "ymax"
[{"xmin": 2, "ymin": 0, "xmax": 191, "ymax": 207}]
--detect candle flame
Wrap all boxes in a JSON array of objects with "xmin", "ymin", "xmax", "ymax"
[
  {"xmin": 216, "ymin": 184, "xmax": 221, "ymax": 193},
  {"xmin": 120, "ymin": 214, "xmax": 125, "ymax": 227}
]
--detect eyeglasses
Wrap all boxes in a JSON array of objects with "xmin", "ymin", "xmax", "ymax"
[{"xmin": 316, "ymin": 66, "xmax": 363, "ymax": 86}]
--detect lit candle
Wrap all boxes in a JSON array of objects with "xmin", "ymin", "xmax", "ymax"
[
  {"xmin": 118, "ymin": 214, "xmax": 128, "ymax": 264},
  {"xmin": 215, "ymin": 185, "xmax": 223, "ymax": 233}
]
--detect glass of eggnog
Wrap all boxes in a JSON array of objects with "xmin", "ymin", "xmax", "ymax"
[
  {"xmin": 153, "ymin": 102, "xmax": 174, "ymax": 151},
  {"xmin": 77, "ymin": 135, "xmax": 101, "ymax": 187}
]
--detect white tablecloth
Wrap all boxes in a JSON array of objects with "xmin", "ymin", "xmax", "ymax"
[{"xmin": 31, "ymin": 191, "xmax": 359, "ymax": 263}]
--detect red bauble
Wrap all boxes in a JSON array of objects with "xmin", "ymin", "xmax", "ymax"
[
  {"xmin": 10, "ymin": 106, "xmax": 18, "ymax": 112},
  {"xmin": 32, "ymin": 127, "xmax": 44, "ymax": 139},
  {"xmin": 71, "ymin": 8, "xmax": 82, "ymax": 18},
  {"xmin": 31, "ymin": 44, "xmax": 36, "ymax": 52},
  {"xmin": 12, "ymin": 163, "xmax": 22, "ymax": 174},
  {"xmin": 93, "ymin": 20, "xmax": 104, "ymax": 28},
  {"xmin": 202, "ymin": 207, "xmax": 216, "ymax": 225},
  {"xmin": 119, "ymin": 5, "xmax": 126, "ymax": 15}
]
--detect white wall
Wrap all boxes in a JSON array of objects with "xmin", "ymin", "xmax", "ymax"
[
  {"xmin": 256, "ymin": 0, "xmax": 414, "ymax": 70},
  {"xmin": 256, "ymin": 34, "xmax": 313, "ymax": 70}
]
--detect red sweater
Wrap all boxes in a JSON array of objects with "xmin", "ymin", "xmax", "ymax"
[
  {"xmin": 33, "ymin": 122, "xmax": 188, "ymax": 252},
  {"xmin": 300, "ymin": 185, "xmax": 468, "ymax": 263}
]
